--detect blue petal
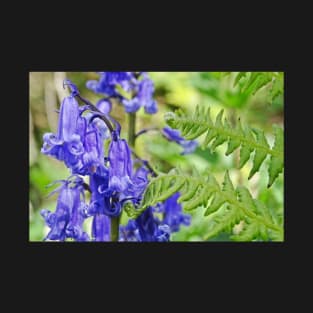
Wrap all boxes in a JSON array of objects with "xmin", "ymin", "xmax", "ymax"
[
  {"xmin": 108, "ymin": 137, "xmax": 133, "ymax": 193},
  {"xmin": 92, "ymin": 214, "xmax": 111, "ymax": 241},
  {"xmin": 58, "ymin": 96, "xmax": 79, "ymax": 142},
  {"xmin": 96, "ymin": 98, "xmax": 112, "ymax": 114}
]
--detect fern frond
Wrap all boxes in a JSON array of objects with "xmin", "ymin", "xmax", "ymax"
[
  {"xmin": 234, "ymin": 72, "xmax": 283, "ymax": 102},
  {"xmin": 204, "ymin": 205, "xmax": 244, "ymax": 240},
  {"xmin": 165, "ymin": 105, "xmax": 284, "ymax": 187},
  {"xmin": 129, "ymin": 169, "xmax": 283, "ymax": 241}
]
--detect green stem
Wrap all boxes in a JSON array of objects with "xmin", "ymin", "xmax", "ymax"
[
  {"xmin": 110, "ymin": 216, "xmax": 120, "ymax": 242},
  {"xmin": 128, "ymin": 112, "xmax": 136, "ymax": 147}
]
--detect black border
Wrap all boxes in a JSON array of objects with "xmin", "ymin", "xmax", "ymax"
[{"xmin": 13, "ymin": 42, "xmax": 295, "ymax": 283}]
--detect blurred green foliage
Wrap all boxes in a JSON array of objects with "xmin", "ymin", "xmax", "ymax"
[{"xmin": 29, "ymin": 72, "xmax": 283, "ymax": 241}]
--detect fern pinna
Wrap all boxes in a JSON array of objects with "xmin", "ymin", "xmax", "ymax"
[
  {"xmin": 233, "ymin": 72, "xmax": 283, "ymax": 103},
  {"xmin": 164, "ymin": 105, "xmax": 283, "ymax": 187},
  {"xmin": 125, "ymin": 169, "xmax": 283, "ymax": 241}
]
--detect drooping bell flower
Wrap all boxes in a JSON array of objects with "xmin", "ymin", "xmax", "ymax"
[
  {"xmin": 88, "ymin": 166, "xmax": 109, "ymax": 214},
  {"xmin": 121, "ymin": 73, "xmax": 157, "ymax": 114},
  {"xmin": 86, "ymin": 72, "xmax": 134, "ymax": 97},
  {"xmin": 92, "ymin": 214, "xmax": 111, "ymax": 242},
  {"xmin": 75, "ymin": 111, "xmax": 109, "ymax": 175},
  {"xmin": 162, "ymin": 126, "xmax": 198, "ymax": 155},
  {"xmin": 89, "ymin": 166, "xmax": 120, "ymax": 217},
  {"xmin": 41, "ymin": 95, "xmax": 82, "ymax": 161},
  {"xmin": 119, "ymin": 219, "xmax": 140, "ymax": 242},
  {"xmin": 87, "ymin": 72, "xmax": 158, "ymax": 114},
  {"xmin": 121, "ymin": 97, "xmax": 142, "ymax": 113},
  {"xmin": 135, "ymin": 208, "xmax": 170, "ymax": 242},
  {"xmin": 65, "ymin": 201, "xmax": 90, "ymax": 241},
  {"xmin": 58, "ymin": 96, "xmax": 79, "ymax": 141},
  {"xmin": 87, "ymin": 166, "xmax": 112, "ymax": 240},
  {"xmin": 96, "ymin": 98, "xmax": 112, "ymax": 115},
  {"xmin": 82, "ymin": 125, "xmax": 104, "ymax": 173},
  {"xmin": 161, "ymin": 192, "xmax": 191, "ymax": 232},
  {"xmin": 40, "ymin": 176, "xmax": 89, "ymax": 241},
  {"xmin": 121, "ymin": 166, "xmax": 149, "ymax": 206},
  {"xmin": 119, "ymin": 207, "xmax": 170, "ymax": 242},
  {"xmin": 138, "ymin": 73, "xmax": 158, "ymax": 114},
  {"xmin": 108, "ymin": 131, "xmax": 133, "ymax": 193}
]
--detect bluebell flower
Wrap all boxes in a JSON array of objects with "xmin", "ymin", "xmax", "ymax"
[
  {"xmin": 87, "ymin": 166, "xmax": 110, "ymax": 215},
  {"xmin": 121, "ymin": 73, "xmax": 158, "ymax": 113},
  {"xmin": 162, "ymin": 126, "xmax": 198, "ymax": 155},
  {"xmin": 161, "ymin": 192, "xmax": 191, "ymax": 232},
  {"xmin": 92, "ymin": 214, "xmax": 111, "ymax": 242},
  {"xmin": 86, "ymin": 72, "xmax": 134, "ymax": 97},
  {"xmin": 87, "ymin": 72, "xmax": 157, "ymax": 114},
  {"xmin": 41, "ymin": 176, "xmax": 89, "ymax": 241},
  {"xmin": 179, "ymin": 140, "xmax": 199, "ymax": 155},
  {"xmin": 138, "ymin": 73, "xmax": 158, "ymax": 114},
  {"xmin": 119, "ymin": 219, "xmax": 140, "ymax": 242},
  {"xmin": 120, "ymin": 207, "xmax": 170, "ymax": 242},
  {"xmin": 101, "ymin": 72, "xmax": 134, "ymax": 87},
  {"xmin": 41, "ymin": 95, "xmax": 81, "ymax": 160},
  {"xmin": 121, "ymin": 97, "xmax": 142, "ymax": 113},
  {"xmin": 120, "ymin": 191, "xmax": 191, "ymax": 241},
  {"xmin": 96, "ymin": 98, "xmax": 112, "ymax": 115},
  {"xmin": 107, "ymin": 131, "xmax": 133, "ymax": 193},
  {"xmin": 136, "ymin": 208, "xmax": 170, "ymax": 242},
  {"xmin": 122, "ymin": 166, "xmax": 149, "ymax": 206},
  {"xmin": 63, "ymin": 79, "xmax": 80, "ymax": 97}
]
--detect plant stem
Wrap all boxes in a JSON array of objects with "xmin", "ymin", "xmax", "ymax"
[
  {"xmin": 128, "ymin": 112, "xmax": 136, "ymax": 148},
  {"xmin": 110, "ymin": 216, "xmax": 120, "ymax": 242},
  {"xmin": 135, "ymin": 127, "xmax": 160, "ymax": 139},
  {"xmin": 75, "ymin": 94, "xmax": 114, "ymax": 133}
]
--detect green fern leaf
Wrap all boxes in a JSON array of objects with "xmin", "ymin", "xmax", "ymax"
[
  {"xmin": 236, "ymin": 186, "xmax": 257, "ymax": 213},
  {"xmin": 239, "ymin": 144, "xmax": 254, "ymax": 168},
  {"xmin": 235, "ymin": 72, "xmax": 273, "ymax": 96},
  {"xmin": 248, "ymin": 129, "xmax": 270, "ymax": 179},
  {"xmin": 139, "ymin": 174, "xmax": 186, "ymax": 214},
  {"xmin": 204, "ymin": 192, "xmax": 226, "ymax": 216},
  {"xmin": 233, "ymin": 72, "xmax": 248, "ymax": 87},
  {"xmin": 269, "ymin": 72, "xmax": 283, "ymax": 102},
  {"xmin": 222, "ymin": 170, "xmax": 235, "ymax": 194},
  {"xmin": 268, "ymin": 126, "xmax": 284, "ymax": 187},
  {"xmin": 165, "ymin": 105, "xmax": 284, "ymax": 186},
  {"xmin": 225, "ymin": 118, "xmax": 242, "ymax": 155},
  {"xmin": 134, "ymin": 169, "xmax": 283, "ymax": 241},
  {"xmin": 211, "ymin": 110, "xmax": 228, "ymax": 150},
  {"xmin": 231, "ymin": 218, "xmax": 260, "ymax": 241},
  {"xmin": 204, "ymin": 205, "xmax": 244, "ymax": 240},
  {"xmin": 183, "ymin": 187, "xmax": 211, "ymax": 211},
  {"xmin": 177, "ymin": 181, "xmax": 200, "ymax": 203}
]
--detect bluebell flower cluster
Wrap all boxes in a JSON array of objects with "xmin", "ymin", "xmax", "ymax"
[
  {"xmin": 162, "ymin": 126, "xmax": 198, "ymax": 154},
  {"xmin": 40, "ymin": 76, "xmax": 191, "ymax": 241},
  {"xmin": 119, "ymin": 192, "xmax": 190, "ymax": 242},
  {"xmin": 86, "ymin": 72, "xmax": 157, "ymax": 114}
]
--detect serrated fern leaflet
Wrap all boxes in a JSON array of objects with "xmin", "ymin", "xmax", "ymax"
[
  {"xmin": 233, "ymin": 72, "xmax": 284, "ymax": 103},
  {"xmin": 126, "ymin": 169, "xmax": 283, "ymax": 241},
  {"xmin": 165, "ymin": 105, "xmax": 283, "ymax": 187}
]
